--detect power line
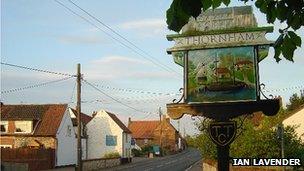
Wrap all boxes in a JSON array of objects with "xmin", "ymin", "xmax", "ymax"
[
  {"xmin": 53, "ymin": 0, "xmax": 181, "ymax": 77},
  {"xmin": 67, "ymin": 0, "xmax": 181, "ymax": 76},
  {"xmin": 82, "ymin": 79, "xmax": 153, "ymax": 116},
  {"xmin": 1, "ymin": 76, "xmax": 73, "ymax": 94},
  {"xmin": 88, "ymin": 82, "xmax": 181, "ymax": 97},
  {"xmin": 262, "ymin": 85, "xmax": 304, "ymax": 93},
  {"xmin": 1, "ymin": 62, "xmax": 75, "ymax": 77}
]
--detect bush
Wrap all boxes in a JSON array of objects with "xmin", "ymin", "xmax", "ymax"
[
  {"xmin": 103, "ymin": 151, "xmax": 120, "ymax": 158},
  {"xmin": 131, "ymin": 148, "xmax": 143, "ymax": 157},
  {"xmin": 141, "ymin": 145, "xmax": 153, "ymax": 155}
]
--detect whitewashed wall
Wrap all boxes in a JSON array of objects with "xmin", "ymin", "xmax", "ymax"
[
  {"xmin": 87, "ymin": 110, "xmax": 125, "ymax": 159},
  {"xmin": 122, "ymin": 133, "xmax": 132, "ymax": 158},
  {"xmin": 283, "ymin": 108, "xmax": 304, "ymax": 142},
  {"xmin": 56, "ymin": 110, "xmax": 77, "ymax": 166}
]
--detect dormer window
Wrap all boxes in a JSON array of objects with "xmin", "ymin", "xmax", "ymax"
[
  {"xmin": 0, "ymin": 121, "xmax": 8, "ymax": 133},
  {"xmin": 15, "ymin": 121, "xmax": 32, "ymax": 133}
]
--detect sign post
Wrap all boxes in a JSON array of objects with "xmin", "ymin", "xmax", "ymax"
[{"xmin": 166, "ymin": 6, "xmax": 280, "ymax": 171}]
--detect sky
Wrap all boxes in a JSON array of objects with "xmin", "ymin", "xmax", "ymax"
[{"xmin": 1, "ymin": 0, "xmax": 303, "ymax": 136}]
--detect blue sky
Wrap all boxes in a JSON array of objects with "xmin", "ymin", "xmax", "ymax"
[{"xmin": 1, "ymin": 0, "xmax": 303, "ymax": 135}]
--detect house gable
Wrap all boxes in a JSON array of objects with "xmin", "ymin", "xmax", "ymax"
[
  {"xmin": 87, "ymin": 110, "xmax": 124, "ymax": 159},
  {"xmin": 55, "ymin": 109, "xmax": 77, "ymax": 166},
  {"xmin": 0, "ymin": 104, "xmax": 67, "ymax": 136},
  {"xmin": 283, "ymin": 106, "xmax": 304, "ymax": 141}
]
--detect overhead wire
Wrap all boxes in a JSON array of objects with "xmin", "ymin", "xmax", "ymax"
[
  {"xmin": 66, "ymin": 0, "xmax": 181, "ymax": 76},
  {"xmin": 82, "ymin": 79, "xmax": 155, "ymax": 117},
  {"xmin": 89, "ymin": 82, "xmax": 181, "ymax": 97},
  {"xmin": 1, "ymin": 62, "xmax": 75, "ymax": 77},
  {"xmin": 1, "ymin": 76, "xmax": 73, "ymax": 94},
  {"xmin": 53, "ymin": 0, "xmax": 181, "ymax": 78}
]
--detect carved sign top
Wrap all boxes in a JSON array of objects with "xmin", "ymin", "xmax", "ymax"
[{"xmin": 182, "ymin": 6, "xmax": 257, "ymax": 33}]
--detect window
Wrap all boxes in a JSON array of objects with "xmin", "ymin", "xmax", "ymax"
[
  {"xmin": 15, "ymin": 121, "xmax": 32, "ymax": 133},
  {"xmin": 0, "ymin": 121, "xmax": 8, "ymax": 133},
  {"xmin": 106, "ymin": 135, "xmax": 117, "ymax": 146},
  {"xmin": 67, "ymin": 125, "xmax": 72, "ymax": 137},
  {"xmin": 125, "ymin": 135, "xmax": 128, "ymax": 143},
  {"xmin": 144, "ymin": 139, "xmax": 148, "ymax": 145},
  {"xmin": 0, "ymin": 145, "xmax": 12, "ymax": 148}
]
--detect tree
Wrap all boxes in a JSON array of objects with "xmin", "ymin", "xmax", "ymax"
[
  {"xmin": 189, "ymin": 118, "xmax": 304, "ymax": 168},
  {"xmin": 166, "ymin": 0, "xmax": 303, "ymax": 62},
  {"xmin": 286, "ymin": 92, "xmax": 304, "ymax": 111}
]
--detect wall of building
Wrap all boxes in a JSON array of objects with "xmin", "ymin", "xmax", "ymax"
[
  {"xmin": 82, "ymin": 157, "xmax": 120, "ymax": 170},
  {"xmin": 134, "ymin": 138, "xmax": 154, "ymax": 147},
  {"xmin": 153, "ymin": 120, "xmax": 178, "ymax": 152},
  {"xmin": 0, "ymin": 136, "xmax": 56, "ymax": 149},
  {"xmin": 122, "ymin": 133, "xmax": 132, "ymax": 158},
  {"xmin": 55, "ymin": 110, "xmax": 77, "ymax": 166},
  {"xmin": 87, "ymin": 111, "xmax": 124, "ymax": 159},
  {"xmin": 283, "ymin": 108, "xmax": 304, "ymax": 142}
]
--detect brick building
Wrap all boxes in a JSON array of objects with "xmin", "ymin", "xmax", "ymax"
[{"xmin": 128, "ymin": 116, "xmax": 184, "ymax": 152}]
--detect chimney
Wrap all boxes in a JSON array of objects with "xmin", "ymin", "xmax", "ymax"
[
  {"xmin": 128, "ymin": 117, "xmax": 132, "ymax": 126},
  {"xmin": 92, "ymin": 111, "xmax": 97, "ymax": 117}
]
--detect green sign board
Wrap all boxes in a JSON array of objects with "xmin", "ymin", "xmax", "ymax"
[{"xmin": 167, "ymin": 6, "xmax": 273, "ymax": 103}]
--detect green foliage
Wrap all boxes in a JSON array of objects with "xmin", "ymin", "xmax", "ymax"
[
  {"xmin": 185, "ymin": 92, "xmax": 304, "ymax": 168},
  {"xmin": 166, "ymin": 0, "xmax": 304, "ymax": 62},
  {"xmin": 141, "ymin": 145, "xmax": 153, "ymax": 154},
  {"xmin": 131, "ymin": 148, "xmax": 143, "ymax": 157},
  {"xmin": 103, "ymin": 151, "xmax": 120, "ymax": 158},
  {"xmin": 286, "ymin": 93, "xmax": 304, "ymax": 111}
]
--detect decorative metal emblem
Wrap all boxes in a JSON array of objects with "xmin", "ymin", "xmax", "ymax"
[{"xmin": 209, "ymin": 121, "xmax": 237, "ymax": 146}]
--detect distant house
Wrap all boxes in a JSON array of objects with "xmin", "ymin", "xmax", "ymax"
[
  {"xmin": 86, "ymin": 110, "xmax": 132, "ymax": 159},
  {"xmin": 283, "ymin": 106, "xmax": 304, "ymax": 141},
  {"xmin": 214, "ymin": 67, "xmax": 230, "ymax": 79},
  {"xmin": 235, "ymin": 60, "xmax": 253, "ymax": 70},
  {"xmin": 0, "ymin": 104, "xmax": 76, "ymax": 166},
  {"xmin": 68, "ymin": 108, "xmax": 92, "ymax": 160},
  {"xmin": 128, "ymin": 115, "xmax": 184, "ymax": 152}
]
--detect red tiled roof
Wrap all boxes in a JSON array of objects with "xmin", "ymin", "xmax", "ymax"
[
  {"xmin": 106, "ymin": 111, "xmax": 132, "ymax": 134},
  {"xmin": 1, "ymin": 104, "xmax": 67, "ymax": 136},
  {"xmin": 235, "ymin": 60, "xmax": 253, "ymax": 65},
  {"xmin": 70, "ymin": 108, "xmax": 92, "ymax": 125},
  {"xmin": 128, "ymin": 120, "xmax": 159, "ymax": 139},
  {"xmin": 214, "ymin": 67, "xmax": 230, "ymax": 74}
]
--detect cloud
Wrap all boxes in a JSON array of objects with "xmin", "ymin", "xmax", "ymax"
[
  {"xmin": 119, "ymin": 18, "xmax": 167, "ymax": 36},
  {"xmin": 121, "ymin": 18, "xmax": 166, "ymax": 29},
  {"xmin": 91, "ymin": 56, "xmax": 149, "ymax": 66},
  {"xmin": 58, "ymin": 35, "xmax": 103, "ymax": 44},
  {"xmin": 84, "ymin": 55, "xmax": 176, "ymax": 80}
]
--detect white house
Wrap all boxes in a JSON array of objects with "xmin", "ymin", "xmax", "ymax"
[
  {"xmin": 283, "ymin": 106, "xmax": 304, "ymax": 141},
  {"xmin": 0, "ymin": 104, "xmax": 77, "ymax": 166},
  {"xmin": 87, "ymin": 110, "xmax": 132, "ymax": 159},
  {"xmin": 68, "ymin": 108, "xmax": 92, "ymax": 160}
]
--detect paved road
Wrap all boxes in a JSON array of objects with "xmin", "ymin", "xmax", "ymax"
[{"xmin": 104, "ymin": 148, "xmax": 201, "ymax": 171}]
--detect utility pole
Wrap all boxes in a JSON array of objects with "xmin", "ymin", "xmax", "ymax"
[
  {"xmin": 277, "ymin": 123, "xmax": 285, "ymax": 171},
  {"xmin": 159, "ymin": 107, "xmax": 162, "ymax": 155},
  {"xmin": 76, "ymin": 64, "xmax": 82, "ymax": 171}
]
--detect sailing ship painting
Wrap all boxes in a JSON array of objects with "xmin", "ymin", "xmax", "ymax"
[{"xmin": 187, "ymin": 46, "xmax": 257, "ymax": 102}]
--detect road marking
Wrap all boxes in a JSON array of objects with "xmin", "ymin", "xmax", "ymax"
[
  {"xmin": 144, "ymin": 168, "xmax": 153, "ymax": 171},
  {"xmin": 157, "ymin": 164, "xmax": 163, "ymax": 168},
  {"xmin": 185, "ymin": 159, "xmax": 201, "ymax": 171}
]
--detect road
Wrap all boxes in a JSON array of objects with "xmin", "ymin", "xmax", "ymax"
[{"xmin": 103, "ymin": 148, "xmax": 201, "ymax": 171}]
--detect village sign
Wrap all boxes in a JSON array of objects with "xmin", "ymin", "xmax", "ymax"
[{"xmin": 166, "ymin": 6, "xmax": 280, "ymax": 121}]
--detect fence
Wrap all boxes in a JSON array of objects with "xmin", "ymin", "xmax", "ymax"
[{"xmin": 1, "ymin": 148, "xmax": 55, "ymax": 171}]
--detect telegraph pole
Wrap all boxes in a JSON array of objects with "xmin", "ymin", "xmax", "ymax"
[
  {"xmin": 159, "ymin": 107, "xmax": 162, "ymax": 155},
  {"xmin": 76, "ymin": 64, "xmax": 82, "ymax": 171}
]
